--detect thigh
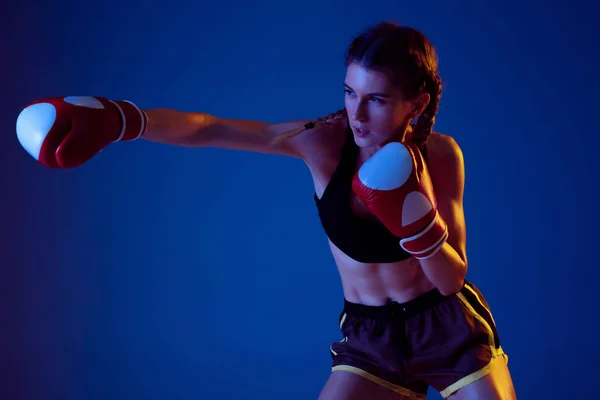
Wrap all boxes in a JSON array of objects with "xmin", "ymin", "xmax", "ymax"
[
  {"xmin": 409, "ymin": 281, "xmax": 512, "ymax": 398},
  {"xmin": 448, "ymin": 354, "xmax": 516, "ymax": 400},
  {"xmin": 318, "ymin": 370, "xmax": 420, "ymax": 400}
]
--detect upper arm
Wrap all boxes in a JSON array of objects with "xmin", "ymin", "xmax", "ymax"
[{"xmin": 427, "ymin": 133, "xmax": 467, "ymax": 263}]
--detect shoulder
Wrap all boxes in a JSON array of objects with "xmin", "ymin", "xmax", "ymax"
[
  {"xmin": 425, "ymin": 132, "xmax": 465, "ymax": 196},
  {"xmin": 426, "ymin": 132, "xmax": 464, "ymax": 166},
  {"xmin": 281, "ymin": 110, "xmax": 349, "ymax": 164}
]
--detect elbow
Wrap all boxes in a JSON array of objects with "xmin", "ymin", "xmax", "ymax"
[
  {"xmin": 182, "ymin": 112, "xmax": 217, "ymax": 146},
  {"xmin": 442, "ymin": 252, "xmax": 469, "ymax": 296},
  {"xmin": 438, "ymin": 261, "xmax": 467, "ymax": 296},
  {"xmin": 438, "ymin": 276, "xmax": 465, "ymax": 296}
]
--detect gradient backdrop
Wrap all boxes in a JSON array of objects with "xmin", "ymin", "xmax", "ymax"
[{"xmin": 2, "ymin": 0, "xmax": 598, "ymax": 399}]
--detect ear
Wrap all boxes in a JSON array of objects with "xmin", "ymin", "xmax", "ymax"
[{"xmin": 410, "ymin": 92, "xmax": 431, "ymax": 119}]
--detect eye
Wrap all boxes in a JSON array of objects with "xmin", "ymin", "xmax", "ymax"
[
  {"xmin": 344, "ymin": 89, "xmax": 355, "ymax": 96},
  {"xmin": 370, "ymin": 96, "xmax": 384, "ymax": 104}
]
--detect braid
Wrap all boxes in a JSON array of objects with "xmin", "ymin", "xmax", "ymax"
[{"xmin": 412, "ymin": 74, "xmax": 442, "ymax": 148}]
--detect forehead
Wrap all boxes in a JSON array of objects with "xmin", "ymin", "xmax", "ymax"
[{"xmin": 344, "ymin": 63, "xmax": 397, "ymax": 93}]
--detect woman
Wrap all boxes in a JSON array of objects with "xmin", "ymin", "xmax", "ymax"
[{"xmin": 16, "ymin": 21, "xmax": 516, "ymax": 400}]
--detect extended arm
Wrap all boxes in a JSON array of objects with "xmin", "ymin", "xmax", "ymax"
[
  {"xmin": 16, "ymin": 95, "xmax": 327, "ymax": 168},
  {"xmin": 142, "ymin": 108, "xmax": 315, "ymax": 159}
]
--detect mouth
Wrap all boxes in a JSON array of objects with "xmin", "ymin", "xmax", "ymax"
[{"xmin": 353, "ymin": 126, "xmax": 371, "ymax": 137}]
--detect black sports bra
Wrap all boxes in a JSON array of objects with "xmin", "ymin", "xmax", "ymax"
[{"xmin": 313, "ymin": 127, "xmax": 428, "ymax": 264}]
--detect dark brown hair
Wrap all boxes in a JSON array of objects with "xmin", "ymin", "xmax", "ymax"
[
  {"xmin": 345, "ymin": 21, "xmax": 442, "ymax": 147},
  {"xmin": 272, "ymin": 21, "xmax": 441, "ymax": 146}
]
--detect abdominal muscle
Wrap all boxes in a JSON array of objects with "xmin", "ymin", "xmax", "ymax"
[{"xmin": 328, "ymin": 239, "xmax": 436, "ymax": 305}]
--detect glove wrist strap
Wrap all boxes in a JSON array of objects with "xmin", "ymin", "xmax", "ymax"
[
  {"xmin": 399, "ymin": 210, "xmax": 448, "ymax": 260},
  {"xmin": 111, "ymin": 100, "xmax": 148, "ymax": 142}
]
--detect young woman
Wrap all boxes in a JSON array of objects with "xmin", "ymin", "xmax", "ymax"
[{"xmin": 16, "ymin": 21, "xmax": 516, "ymax": 400}]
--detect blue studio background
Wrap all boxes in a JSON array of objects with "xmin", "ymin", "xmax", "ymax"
[{"xmin": 2, "ymin": 0, "xmax": 598, "ymax": 399}]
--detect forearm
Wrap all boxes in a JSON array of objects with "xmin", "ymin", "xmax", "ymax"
[
  {"xmin": 141, "ymin": 108, "xmax": 216, "ymax": 147},
  {"xmin": 419, "ymin": 242, "xmax": 467, "ymax": 296}
]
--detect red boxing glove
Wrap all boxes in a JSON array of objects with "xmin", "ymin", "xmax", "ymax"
[
  {"xmin": 352, "ymin": 141, "xmax": 448, "ymax": 260},
  {"xmin": 16, "ymin": 96, "xmax": 148, "ymax": 168}
]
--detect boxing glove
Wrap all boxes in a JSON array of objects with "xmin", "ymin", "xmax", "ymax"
[
  {"xmin": 352, "ymin": 141, "xmax": 448, "ymax": 260},
  {"xmin": 16, "ymin": 96, "xmax": 148, "ymax": 168}
]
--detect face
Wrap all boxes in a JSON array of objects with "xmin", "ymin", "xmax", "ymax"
[{"xmin": 344, "ymin": 63, "xmax": 427, "ymax": 149}]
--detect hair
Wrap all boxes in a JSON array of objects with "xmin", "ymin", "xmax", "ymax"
[{"xmin": 272, "ymin": 21, "xmax": 442, "ymax": 147}]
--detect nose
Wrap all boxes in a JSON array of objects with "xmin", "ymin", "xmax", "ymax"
[{"xmin": 352, "ymin": 101, "xmax": 368, "ymax": 122}]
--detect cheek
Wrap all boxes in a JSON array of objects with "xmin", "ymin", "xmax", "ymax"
[
  {"xmin": 344, "ymin": 98, "xmax": 352, "ymax": 113},
  {"xmin": 371, "ymin": 106, "xmax": 399, "ymax": 130}
]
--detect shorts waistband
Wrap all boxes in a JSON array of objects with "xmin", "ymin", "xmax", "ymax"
[{"xmin": 343, "ymin": 287, "xmax": 452, "ymax": 320}]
